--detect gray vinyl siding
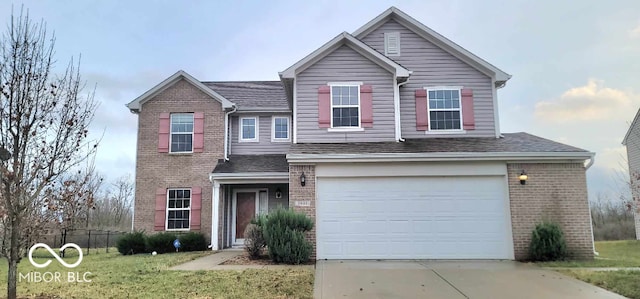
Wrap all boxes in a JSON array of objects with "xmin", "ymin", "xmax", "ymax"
[
  {"xmin": 230, "ymin": 114, "xmax": 291, "ymax": 155},
  {"xmin": 625, "ymin": 124, "xmax": 640, "ymax": 239},
  {"xmin": 296, "ymin": 44, "xmax": 396, "ymax": 143},
  {"xmin": 361, "ymin": 19, "xmax": 496, "ymax": 138}
]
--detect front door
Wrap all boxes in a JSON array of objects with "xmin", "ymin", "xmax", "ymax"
[{"xmin": 235, "ymin": 192, "xmax": 256, "ymax": 244}]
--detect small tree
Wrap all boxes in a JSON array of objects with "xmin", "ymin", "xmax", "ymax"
[
  {"xmin": 529, "ymin": 222, "xmax": 568, "ymax": 261},
  {"xmin": 0, "ymin": 8, "xmax": 98, "ymax": 299}
]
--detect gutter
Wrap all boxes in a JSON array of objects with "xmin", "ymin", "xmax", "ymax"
[
  {"xmin": 286, "ymin": 151, "xmax": 595, "ymax": 163},
  {"xmin": 224, "ymin": 105, "xmax": 238, "ymax": 161},
  {"xmin": 583, "ymin": 152, "xmax": 598, "ymax": 256},
  {"xmin": 395, "ymin": 78, "xmax": 409, "ymax": 142}
]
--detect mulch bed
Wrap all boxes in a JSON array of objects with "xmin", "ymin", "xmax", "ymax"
[{"xmin": 220, "ymin": 252, "xmax": 314, "ymax": 265}]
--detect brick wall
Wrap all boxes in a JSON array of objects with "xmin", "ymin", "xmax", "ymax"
[
  {"xmin": 288, "ymin": 165, "xmax": 317, "ymax": 259},
  {"xmin": 133, "ymin": 78, "xmax": 225, "ymax": 243},
  {"xmin": 508, "ymin": 163, "xmax": 594, "ymax": 260}
]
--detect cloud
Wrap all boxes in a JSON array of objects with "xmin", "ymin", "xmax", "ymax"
[
  {"xmin": 630, "ymin": 23, "xmax": 640, "ymax": 38},
  {"xmin": 531, "ymin": 79, "xmax": 640, "ymax": 200},
  {"xmin": 534, "ymin": 79, "xmax": 638, "ymax": 123}
]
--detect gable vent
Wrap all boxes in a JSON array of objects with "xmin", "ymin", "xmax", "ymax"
[{"xmin": 384, "ymin": 32, "xmax": 400, "ymax": 56}]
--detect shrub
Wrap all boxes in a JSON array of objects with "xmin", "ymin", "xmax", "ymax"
[
  {"xmin": 529, "ymin": 222, "xmax": 568, "ymax": 261},
  {"xmin": 244, "ymin": 223, "xmax": 266, "ymax": 259},
  {"xmin": 263, "ymin": 208, "xmax": 313, "ymax": 264},
  {"xmin": 179, "ymin": 232, "xmax": 207, "ymax": 251},
  {"xmin": 146, "ymin": 232, "xmax": 177, "ymax": 254},
  {"xmin": 117, "ymin": 231, "xmax": 147, "ymax": 255}
]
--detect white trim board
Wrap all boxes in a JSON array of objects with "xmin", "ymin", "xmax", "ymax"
[
  {"xmin": 126, "ymin": 70, "xmax": 234, "ymax": 113},
  {"xmin": 352, "ymin": 7, "xmax": 511, "ymax": 86}
]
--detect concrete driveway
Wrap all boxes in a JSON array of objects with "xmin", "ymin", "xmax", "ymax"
[{"xmin": 314, "ymin": 260, "xmax": 626, "ymax": 299}]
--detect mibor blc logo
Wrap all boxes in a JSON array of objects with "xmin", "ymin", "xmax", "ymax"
[{"xmin": 20, "ymin": 243, "xmax": 92, "ymax": 283}]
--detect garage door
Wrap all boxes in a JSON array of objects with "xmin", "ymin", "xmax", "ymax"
[{"xmin": 316, "ymin": 176, "xmax": 513, "ymax": 259}]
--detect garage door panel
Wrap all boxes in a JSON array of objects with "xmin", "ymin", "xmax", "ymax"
[{"xmin": 317, "ymin": 176, "xmax": 512, "ymax": 259}]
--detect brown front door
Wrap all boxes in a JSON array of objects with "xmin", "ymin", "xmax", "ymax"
[{"xmin": 236, "ymin": 192, "xmax": 256, "ymax": 239}]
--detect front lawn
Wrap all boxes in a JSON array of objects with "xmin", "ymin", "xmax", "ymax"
[
  {"xmin": 541, "ymin": 240, "xmax": 640, "ymax": 268},
  {"xmin": 541, "ymin": 240, "xmax": 640, "ymax": 299},
  {"xmin": 558, "ymin": 269, "xmax": 640, "ymax": 299},
  {"xmin": 0, "ymin": 249, "xmax": 314, "ymax": 298}
]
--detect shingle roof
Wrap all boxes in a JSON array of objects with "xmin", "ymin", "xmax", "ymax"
[
  {"xmin": 288, "ymin": 133, "xmax": 589, "ymax": 155},
  {"xmin": 212, "ymin": 155, "xmax": 289, "ymax": 173},
  {"xmin": 202, "ymin": 81, "xmax": 288, "ymax": 111}
]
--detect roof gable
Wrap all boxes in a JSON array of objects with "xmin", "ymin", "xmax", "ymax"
[
  {"xmin": 126, "ymin": 70, "xmax": 234, "ymax": 113},
  {"xmin": 279, "ymin": 32, "xmax": 411, "ymax": 79},
  {"xmin": 623, "ymin": 108, "xmax": 640, "ymax": 145},
  {"xmin": 353, "ymin": 7, "xmax": 511, "ymax": 87}
]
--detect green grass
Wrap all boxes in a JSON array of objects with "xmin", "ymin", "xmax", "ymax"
[
  {"xmin": 0, "ymin": 249, "xmax": 314, "ymax": 299},
  {"xmin": 540, "ymin": 240, "xmax": 640, "ymax": 268},
  {"xmin": 558, "ymin": 269, "xmax": 640, "ymax": 299},
  {"xmin": 539, "ymin": 240, "xmax": 640, "ymax": 299}
]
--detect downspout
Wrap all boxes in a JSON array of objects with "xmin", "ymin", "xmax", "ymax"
[
  {"xmin": 395, "ymin": 78, "xmax": 409, "ymax": 142},
  {"xmin": 585, "ymin": 153, "xmax": 598, "ymax": 256},
  {"xmin": 224, "ymin": 105, "xmax": 237, "ymax": 161}
]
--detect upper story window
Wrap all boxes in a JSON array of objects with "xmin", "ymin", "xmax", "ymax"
[
  {"xmin": 384, "ymin": 32, "xmax": 400, "ymax": 56},
  {"xmin": 331, "ymin": 85, "xmax": 360, "ymax": 128},
  {"xmin": 167, "ymin": 189, "xmax": 190, "ymax": 230},
  {"xmin": 427, "ymin": 88, "xmax": 462, "ymax": 131},
  {"xmin": 240, "ymin": 117, "xmax": 258, "ymax": 142},
  {"xmin": 170, "ymin": 113, "xmax": 194, "ymax": 153},
  {"xmin": 272, "ymin": 117, "xmax": 290, "ymax": 141}
]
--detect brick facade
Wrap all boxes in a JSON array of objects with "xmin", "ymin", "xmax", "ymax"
[
  {"xmin": 288, "ymin": 165, "xmax": 317, "ymax": 259},
  {"xmin": 133, "ymin": 78, "xmax": 225, "ymax": 242},
  {"xmin": 507, "ymin": 163, "xmax": 593, "ymax": 260}
]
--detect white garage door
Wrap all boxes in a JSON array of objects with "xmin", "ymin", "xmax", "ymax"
[{"xmin": 317, "ymin": 176, "xmax": 513, "ymax": 259}]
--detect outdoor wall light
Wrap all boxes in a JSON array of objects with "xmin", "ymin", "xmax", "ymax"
[
  {"xmin": 275, "ymin": 188, "xmax": 283, "ymax": 199},
  {"xmin": 519, "ymin": 170, "xmax": 528, "ymax": 185},
  {"xmin": 300, "ymin": 172, "xmax": 306, "ymax": 187}
]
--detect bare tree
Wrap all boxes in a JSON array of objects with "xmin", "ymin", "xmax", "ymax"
[
  {"xmin": 0, "ymin": 9, "xmax": 98, "ymax": 299},
  {"xmin": 89, "ymin": 175, "xmax": 133, "ymax": 230},
  {"xmin": 47, "ymin": 160, "xmax": 103, "ymax": 231}
]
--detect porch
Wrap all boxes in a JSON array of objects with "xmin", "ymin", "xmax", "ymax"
[{"xmin": 210, "ymin": 155, "xmax": 290, "ymax": 249}]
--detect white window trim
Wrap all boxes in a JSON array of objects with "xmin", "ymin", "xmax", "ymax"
[
  {"xmin": 165, "ymin": 188, "xmax": 191, "ymax": 232},
  {"xmin": 424, "ymin": 86, "xmax": 465, "ymax": 133},
  {"xmin": 384, "ymin": 32, "xmax": 401, "ymax": 56},
  {"xmin": 169, "ymin": 113, "xmax": 194, "ymax": 154},
  {"xmin": 239, "ymin": 116, "xmax": 259, "ymax": 143},
  {"xmin": 329, "ymin": 83, "xmax": 362, "ymax": 130},
  {"xmin": 271, "ymin": 116, "xmax": 291, "ymax": 142}
]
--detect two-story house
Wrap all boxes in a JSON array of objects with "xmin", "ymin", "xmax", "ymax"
[{"xmin": 127, "ymin": 7, "xmax": 595, "ymax": 260}]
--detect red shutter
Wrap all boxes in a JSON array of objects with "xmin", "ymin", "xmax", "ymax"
[
  {"xmin": 360, "ymin": 85, "xmax": 373, "ymax": 128},
  {"xmin": 158, "ymin": 113, "xmax": 170, "ymax": 152},
  {"xmin": 154, "ymin": 188, "xmax": 166, "ymax": 231},
  {"xmin": 193, "ymin": 112, "xmax": 204, "ymax": 152},
  {"xmin": 190, "ymin": 187, "xmax": 202, "ymax": 230},
  {"xmin": 461, "ymin": 89, "xmax": 475, "ymax": 130},
  {"xmin": 415, "ymin": 90, "xmax": 428, "ymax": 131},
  {"xmin": 318, "ymin": 86, "xmax": 331, "ymax": 128}
]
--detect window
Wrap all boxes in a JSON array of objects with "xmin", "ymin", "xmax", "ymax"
[
  {"xmin": 427, "ymin": 88, "xmax": 462, "ymax": 131},
  {"xmin": 240, "ymin": 117, "xmax": 258, "ymax": 142},
  {"xmin": 272, "ymin": 117, "xmax": 290, "ymax": 141},
  {"xmin": 331, "ymin": 85, "xmax": 360, "ymax": 128},
  {"xmin": 167, "ymin": 189, "xmax": 190, "ymax": 230},
  {"xmin": 170, "ymin": 113, "xmax": 194, "ymax": 152},
  {"xmin": 384, "ymin": 32, "xmax": 400, "ymax": 56}
]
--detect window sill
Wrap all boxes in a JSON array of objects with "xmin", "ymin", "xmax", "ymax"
[
  {"xmin": 238, "ymin": 139, "xmax": 259, "ymax": 143},
  {"xmin": 169, "ymin": 152, "xmax": 193, "ymax": 155},
  {"xmin": 425, "ymin": 130, "xmax": 466, "ymax": 135},
  {"xmin": 327, "ymin": 127, "xmax": 365, "ymax": 132},
  {"xmin": 166, "ymin": 228, "xmax": 190, "ymax": 232},
  {"xmin": 271, "ymin": 139, "xmax": 291, "ymax": 143}
]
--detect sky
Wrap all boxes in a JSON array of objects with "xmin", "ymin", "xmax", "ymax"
[{"xmin": 0, "ymin": 0, "xmax": 638, "ymax": 201}]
